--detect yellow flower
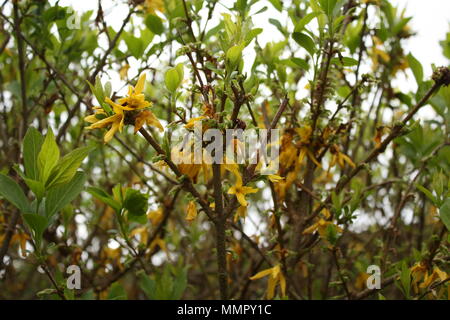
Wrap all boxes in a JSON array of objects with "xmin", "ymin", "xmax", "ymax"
[
  {"xmin": 354, "ymin": 272, "xmax": 370, "ymax": 290},
  {"xmin": 227, "ymin": 180, "xmax": 258, "ymax": 207},
  {"xmin": 134, "ymin": 110, "xmax": 164, "ymax": 133},
  {"xmin": 223, "ymin": 161, "xmax": 242, "ymax": 184},
  {"xmin": 171, "ymin": 142, "xmax": 205, "ymax": 182},
  {"xmin": 184, "ymin": 116, "xmax": 207, "ymax": 129},
  {"xmin": 250, "ymin": 265, "xmax": 286, "ymax": 299},
  {"xmin": 295, "ymin": 126, "xmax": 322, "ymax": 168},
  {"xmin": 119, "ymin": 64, "xmax": 130, "ymax": 80},
  {"xmin": 329, "ymin": 144, "xmax": 356, "ymax": 169},
  {"xmin": 419, "ymin": 267, "xmax": 448, "ymax": 289},
  {"xmin": 274, "ymin": 170, "xmax": 298, "ymax": 201},
  {"xmin": 295, "ymin": 126, "xmax": 312, "ymax": 145},
  {"xmin": 10, "ymin": 231, "xmax": 30, "ymax": 257},
  {"xmin": 115, "ymin": 73, "xmax": 151, "ymax": 110},
  {"xmin": 303, "ymin": 218, "xmax": 343, "ymax": 238},
  {"xmin": 147, "ymin": 208, "xmax": 163, "ymax": 225},
  {"xmin": 84, "ymin": 106, "xmax": 106, "ymax": 124},
  {"xmin": 268, "ymin": 174, "xmax": 284, "ymax": 183},
  {"xmin": 374, "ymin": 126, "xmax": 386, "ymax": 148},
  {"xmin": 178, "ymin": 159, "xmax": 202, "ymax": 182},
  {"xmin": 298, "ymin": 147, "xmax": 322, "ymax": 167},
  {"xmin": 101, "ymin": 247, "xmax": 123, "ymax": 270},
  {"xmin": 370, "ymin": 36, "xmax": 390, "ymax": 70},
  {"xmin": 186, "ymin": 201, "xmax": 198, "ymax": 222},
  {"xmin": 410, "ymin": 262, "xmax": 427, "ymax": 292},
  {"xmin": 149, "ymin": 236, "xmax": 169, "ymax": 256},
  {"xmin": 234, "ymin": 205, "xmax": 247, "ymax": 223},
  {"xmin": 85, "ymin": 103, "xmax": 125, "ymax": 143},
  {"xmin": 145, "ymin": 0, "xmax": 164, "ymax": 14},
  {"xmin": 130, "ymin": 226, "xmax": 148, "ymax": 245},
  {"xmin": 85, "ymin": 74, "xmax": 161, "ymax": 142},
  {"xmin": 279, "ymin": 132, "xmax": 298, "ymax": 169}
]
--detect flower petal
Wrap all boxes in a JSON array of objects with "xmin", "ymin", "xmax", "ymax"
[{"xmin": 135, "ymin": 73, "xmax": 146, "ymax": 94}]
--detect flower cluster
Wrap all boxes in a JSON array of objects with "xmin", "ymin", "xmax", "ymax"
[{"xmin": 85, "ymin": 74, "xmax": 163, "ymax": 143}]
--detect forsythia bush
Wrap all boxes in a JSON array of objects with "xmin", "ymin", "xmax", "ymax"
[{"xmin": 0, "ymin": 0, "xmax": 449, "ymax": 300}]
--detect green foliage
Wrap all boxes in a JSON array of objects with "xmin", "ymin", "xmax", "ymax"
[
  {"xmin": 165, "ymin": 64, "xmax": 184, "ymax": 93},
  {"xmin": 0, "ymin": 174, "xmax": 32, "ymax": 213},
  {"xmin": 37, "ymin": 129, "xmax": 60, "ymax": 185},
  {"xmin": 292, "ymin": 32, "xmax": 316, "ymax": 57},
  {"xmin": 0, "ymin": 127, "xmax": 92, "ymax": 252},
  {"xmin": 123, "ymin": 188, "xmax": 149, "ymax": 217},
  {"xmin": 145, "ymin": 14, "xmax": 164, "ymax": 35},
  {"xmin": 139, "ymin": 264, "xmax": 188, "ymax": 300},
  {"xmin": 407, "ymin": 53, "xmax": 424, "ymax": 85}
]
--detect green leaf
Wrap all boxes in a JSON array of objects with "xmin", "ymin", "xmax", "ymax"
[
  {"xmin": 112, "ymin": 184, "xmax": 123, "ymax": 204},
  {"xmin": 22, "ymin": 213, "xmax": 48, "ymax": 244},
  {"xmin": 45, "ymin": 172, "xmax": 86, "ymax": 218},
  {"xmin": 128, "ymin": 213, "xmax": 147, "ymax": 224},
  {"xmin": 164, "ymin": 67, "xmax": 181, "ymax": 93},
  {"xmin": 310, "ymin": 0, "xmax": 327, "ymax": 30},
  {"xmin": 0, "ymin": 173, "xmax": 32, "ymax": 213},
  {"xmin": 416, "ymin": 184, "xmax": 438, "ymax": 206},
  {"xmin": 104, "ymin": 81, "xmax": 112, "ymax": 98},
  {"xmin": 292, "ymin": 32, "xmax": 316, "ymax": 56},
  {"xmin": 123, "ymin": 31, "xmax": 153, "ymax": 59},
  {"xmin": 23, "ymin": 127, "xmax": 44, "ymax": 180},
  {"xmin": 325, "ymin": 223, "xmax": 339, "ymax": 245},
  {"xmin": 86, "ymin": 79, "xmax": 111, "ymax": 114},
  {"xmin": 407, "ymin": 53, "xmax": 423, "ymax": 85},
  {"xmin": 171, "ymin": 268, "xmax": 188, "ymax": 299},
  {"xmin": 94, "ymin": 75, "xmax": 104, "ymax": 101},
  {"xmin": 145, "ymin": 14, "xmax": 164, "ymax": 35},
  {"xmin": 24, "ymin": 178, "xmax": 45, "ymax": 200},
  {"xmin": 331, "ymin": 56, "xmax": 358, "ymax": 66},
  {"xmin": 107, "ymin": 282, "xmax": 127, "ymax": 300},
  {"xmin": 175, "ymin": 63, "xmax": 184, "ymax": 84},
  {"xmin": 140, "ymin": 28, "xmax": 154, "ymax": 49},
  {"xmin": 295, "ymin": 12, "xmax": 322, "ymax": 32},
  {"xmin": 37, "ymin": 129, "xmax": 60, "ymax": 185},
  {"xmin": 399, "ymin": 261, "xmax": 411, "ymax": 299},
  {"xmin": 318, "ymin": 0, "xmax": 338, "ymax": 17},
  {"xmin": 393, "ymin": 17, "xmax": 412, "ymax": 36},
  {"xmin": 269, "ymin": 18, "xmax": 283, "ymax": 34},
  {"xmin": 290, "ymin": 57, "xmax": 309, "ymax": 71},
  {"xmin": 123, "ymin": 188, "xmax": 148, "ymax": 217},
  {"xmin": 46, "ymin": 146, "xmax": 94, "ymax": 188},
  {"xmin": 226, "ymin": 44, "xmax": 244, "ymax": 70},
  {"xmin": 139, "ymin": 274, "xmax": 156, "ymax": 299},
  {"xmin": 268, "ymin": 0, "xmax": 282, "ymax": 11},
  {"xmin": 432, "ymin": 171, "xmax": 446, "ymax": 198},
  {"xmin": 87, "ymin": 187, "xmax": 122, "ymax": 213},
  {"xmin": 439, "ymin": 198, "xmax": 450, "ymax": 232},
  {"xmin": 244, "ymin": 28, "xmax": 263, "ymax": 46}
]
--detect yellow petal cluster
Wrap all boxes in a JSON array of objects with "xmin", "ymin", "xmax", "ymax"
[
  {"xmin": 250, "ymin": 265, "xmax": 286, "ymax": 299},
  {"xmin": 85, "ymin": 74, "xmax": 163, "ymax": 143}
]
